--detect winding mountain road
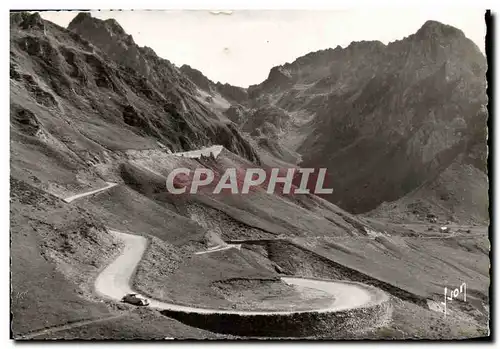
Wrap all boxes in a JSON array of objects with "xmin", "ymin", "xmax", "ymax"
[
  {"xmin": 194, "ymin": 243, "xmax": 242, "ymax": 255},
  {"xmin": 171, "ymin": 145, "xmax": 224, "ymax": 159},
  {"xmin": 64, "ymin": 182, "xmax": 118, "ymax": 203},
  {"xmin": 58, "ymin": 155, "xmax": 386, "ymax": 323},
  {"xmin": 96, "ymin": 230, "xmax": 387, "ymax": 315}
]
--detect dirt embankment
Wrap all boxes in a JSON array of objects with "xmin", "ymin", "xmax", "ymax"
[
  {"xmin": 186, "ymin": 202, "xmax": 277, "ymax": 241},
  {"xmin": 160, "ymin": 300, "xmax": 391, "ymax": 338},
  {"xmin": 238, "ymin": 239, "xmax": 429, "ymax": 307}
]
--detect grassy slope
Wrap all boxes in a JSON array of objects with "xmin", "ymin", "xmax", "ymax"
[
  {"xmin": 77, "ymin": 185, "xmax": 206, "ymax": 246},
  {"xmin": 31, "ymin": 308, "xmax": 231, "ymax": 339},
  {"xmin": 292, "ymin": 233, "xmax": 490, "ymax": 300},
  {"xmin": 123, "ymin": 147, "xmax": 368, "ymax": 239},
  {"xmin": 367, "ymin": 156, "xmax": 489, "ymax": 225},
  {"xmin": 10, "ymin": 178, "xmax": 116, "ymax": 336},
  {"xmin": 356, "ymin": 296, "xmax": 489, "ymax": 339}
]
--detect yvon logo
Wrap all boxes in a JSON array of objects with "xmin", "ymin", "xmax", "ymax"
[{"xmin": 441, "ymin": 282, "xmax": 467, "ymax": 317}]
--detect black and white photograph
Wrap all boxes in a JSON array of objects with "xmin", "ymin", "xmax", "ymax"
[{"xmin": 9, "ymin": 6, "xmax": 492, "ymax": 341}]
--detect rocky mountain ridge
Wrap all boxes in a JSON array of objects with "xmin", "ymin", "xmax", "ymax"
[
  {"xmin": 11, "ymin": 11, "xmax": 260, "ymax": 180},
  {"xmin": 180, "ymin": 64, "xmax": 249, "ymax": 105},
  {"xmin": 179, "ymin": 20, "xmax": 488, "ymax": 222}
]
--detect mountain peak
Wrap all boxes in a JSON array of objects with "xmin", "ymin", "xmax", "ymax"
[
  {"xmin": 68, "ymin": 12, "xmax": 92, "ymax": 27},
  {"xmin": 180, "ymin": 64, "xmax": 213, "ymax": 91},
  {"xmin": 415, "ymin": 20, "xmax": 465, "ymax": 40},
  {"xmin": 11, "ymin": 11, "xmax": 45, "ymax": 30},
  {"xmin": 69, "ymin": 12, "xmax": 129, "ymax": 41}
]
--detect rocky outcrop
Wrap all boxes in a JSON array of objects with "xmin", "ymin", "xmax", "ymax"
[
  {"xmin": 215, "ymin": 82, "xmax": 249, "ymax": 105},
  {"xmin": 224, "ymin": 105, "xmax": 248, "ymax": 125},
  {"xmin": 180, "ymin": 64, "xmax": 249, "ymax": 105},
  {"xmin": 242, "ymin": 105, "xmax": 288, "ymax": 136},
  {"xmin": 11, "ymin": 104, "xmax": 41, "ymax": 136}
]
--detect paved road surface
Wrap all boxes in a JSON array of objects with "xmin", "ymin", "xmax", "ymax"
[
  {"xmin": 194, "ymin": 244, "xmax": 242, "ymax": 255},
  {"xmin": 171, "ymin": 145, "xmax": 223, "ymax": 159},
  {"xmin": 64, "ymin": 182, "xmax": 118, "ymax": 203},
  {"xmin": 95, "ymin": 230, "xmax": 387, "ymax": 315}
]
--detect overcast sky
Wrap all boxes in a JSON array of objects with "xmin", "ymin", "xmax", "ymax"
[{"xmin": 41, "ymin": 10, "xmax": 487, "ymax": 87}]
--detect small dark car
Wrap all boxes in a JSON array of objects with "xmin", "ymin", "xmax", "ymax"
[{"xmin": 121, "ymin": 293, "xmax": 150, "ymax": 306}]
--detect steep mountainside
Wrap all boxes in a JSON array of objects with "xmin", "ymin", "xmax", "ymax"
[
  {"xmin": 238, "ymin": 21, "xmax": 487, "ymax": 221},
  {"xmin": 21, "ymin": 11, "xmax": 259, "ymax": 160},
  {"xmin": 367, "ymin": 154, "xmax": 489, "ymax": 224},
  {"xmin": 11, "ymin": 12, "xmax": 263, "ymax": 197}
]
